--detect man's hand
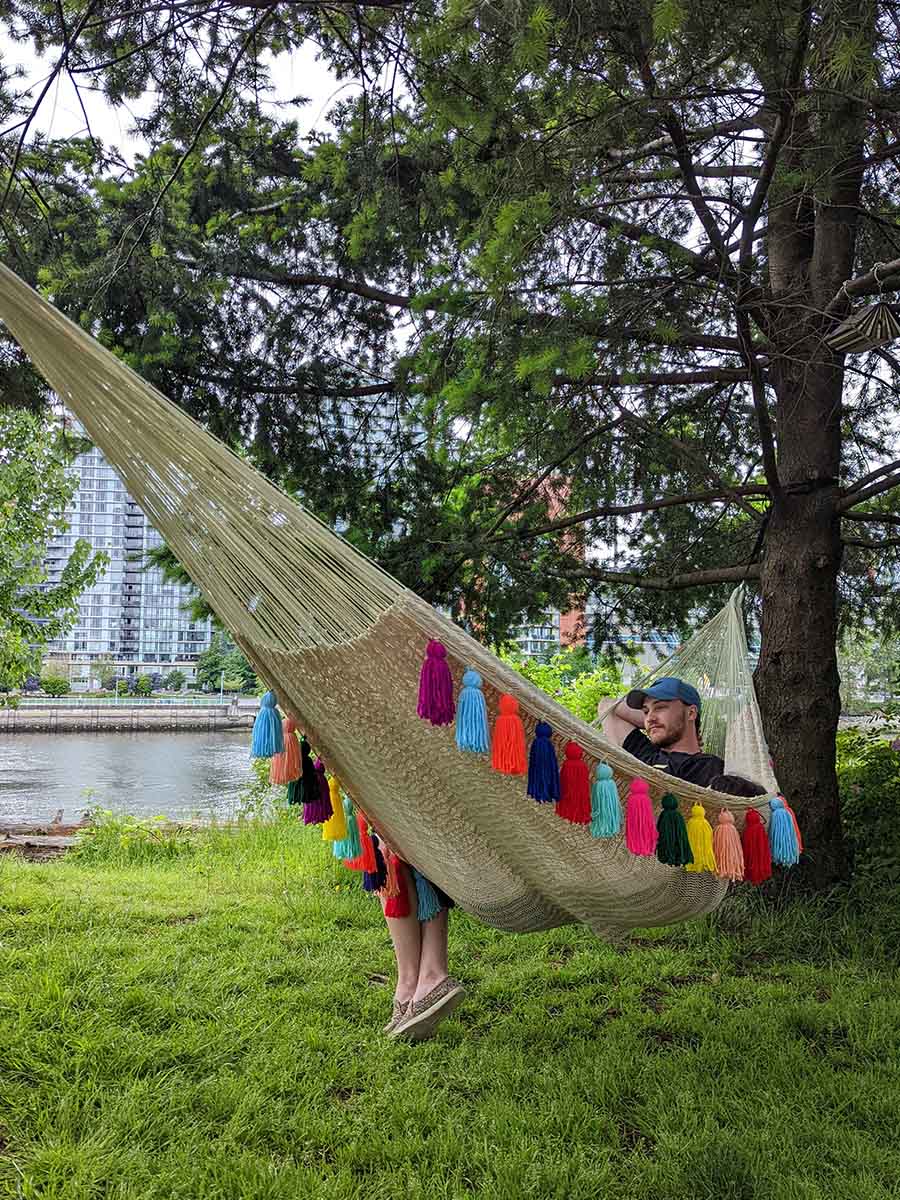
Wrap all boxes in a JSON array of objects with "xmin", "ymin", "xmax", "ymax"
[{"xmin": 599, "ymin": 694, "xmax": 645, "ymax": 747}]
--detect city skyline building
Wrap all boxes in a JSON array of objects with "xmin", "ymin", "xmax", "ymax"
[{"xmin": 42, "ymin": 443, "xmax": 212, "ymax": 689}]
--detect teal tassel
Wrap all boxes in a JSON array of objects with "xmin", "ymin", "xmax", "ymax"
[
  {"xmin": 250, "ymin": 691, "xmax": 283, "ymax": 757},
  {"xmin": 413, "ymin": 869, "xmax": 442, "ymax": 922},
  {"xmin": 769, "ymin": 796, "xmax": 800, "ymax": 866},
  {"xmin": 455, "ymin": 669, "xmax": 490, "ymax": 753},
  {"xmin": 333, "ymin": 796, "xmax": 360, "ymax": 859},
  {"xmin": 591, "ymin": 763, "xmax": 622, "ymax": 837}
]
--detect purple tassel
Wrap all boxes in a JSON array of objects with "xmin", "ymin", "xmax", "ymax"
[
  {"xmin": 417, "ymin": 639, "xmax": 455, "ymax": 726},
  {"xmin": 304, "ymin": 756, "xmax": 333, "ymax": 824},
  {"xmin": 362, "ymin": 834, "xmax": 388, "ymax": 892}
]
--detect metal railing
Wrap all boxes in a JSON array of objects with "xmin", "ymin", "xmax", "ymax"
[{"xmin": 14, "ymin": 696, "xmax": 241, "ymax": 708}]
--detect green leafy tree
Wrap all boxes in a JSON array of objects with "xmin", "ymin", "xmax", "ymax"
[
  {"xmin": 0, "ymin": 411, "xmax": 106, "ymax": 696},
  {"xmin": 8, "ymin": 0, "xmax": 900, "ymax": 882},
  {"xmin": 40, "ymin": 673, "xmax": 71, "ymax": 697},
  {"xmin": 502, "ymin": 647, "xmax": 625, "ymax": 722},
  {"xmin": 165, "ymin": 668, "xmax": 186, "ymax": 691}
]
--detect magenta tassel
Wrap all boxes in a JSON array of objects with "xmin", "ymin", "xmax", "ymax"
[
  {"xmin": 417, "ymin": 639, "xmax": 455, "ymax": 726},
  {"xmin": 625, "ymin": 778, "xmax": 658, "ymax": 856}
]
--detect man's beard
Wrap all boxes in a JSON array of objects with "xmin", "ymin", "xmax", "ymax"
[{"xmin": 648, "ymin": 722, "xmax": 685, "ymax": 749}]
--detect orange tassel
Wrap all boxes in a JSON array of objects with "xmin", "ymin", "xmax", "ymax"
[
  {"xmin": 713, "ymin": 809, "xmax": 744, "ymax": 882},
  {"xmin": 382, "ymin": 851, "xmax": 402, "ymax": 898},
  {"xmin": 269, "ymin": 717, "xmax": 300, "ymax": 784},
  {"xmin": 491, "ymin": 694, "xmax": 527, "ymax": 774}
]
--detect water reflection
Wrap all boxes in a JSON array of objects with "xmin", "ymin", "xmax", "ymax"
[{"xmin": 0, "ymin": 731, "xmax": 255, "ymax": 823}]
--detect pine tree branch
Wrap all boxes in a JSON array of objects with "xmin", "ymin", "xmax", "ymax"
[
  {"xmin": 551, "ymin": 563, "xmax": 761, "ymax": 591},
  {"xmin": 826, "ymin": 254, "xmax": 900, "ymax": 312},
  {"xmin": 558, "ymin": 367, "xmax": 752, "ymax": 389},
  {"xmin": 839, "ymin": 462, "xmax": 900, "ymax": 510},
  {"xmin": 843, "ymin": 535, "xmax": 900, "ymax": 549},
  {"xmin": 489, "ymin": 486, "xmax": 771, "ymax": 542},
  {"xmin": 842, "ymin": 510, "xmax": 900, "ymax": 528}
]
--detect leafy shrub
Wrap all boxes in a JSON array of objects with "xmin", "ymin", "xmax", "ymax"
[
  {"xmin": 72, "ymin": 809, "xmax": 195, "ymax": 865},
  {"xmin": 165, "ymin": 669, "xmax": 186, "ymax": 691},
  {"xmin": 40, "ymin": 674, "xmax": 70, "ymax": 697},
  {"xmin": 134, "ymin": 674, "xmax": 154, "ymax": 696},
  {"xmin": 23, "ymin": 675, "xmax": 40, "ymax": 692},
  {"xmin": 836, "ymin": 730, "xmax": 900, "ymax": 885},
  {"xmin": 501, "ymin": 646, "xmax": 625, "ymax": 721}
]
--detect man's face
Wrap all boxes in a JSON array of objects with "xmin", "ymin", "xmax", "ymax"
[{"xmin": 642, "ymin": 698, "xmax": 694, "ymax": 748}]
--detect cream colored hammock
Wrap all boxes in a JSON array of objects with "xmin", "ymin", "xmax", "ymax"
[{"xmin": 0, "ymin": 263, "xmax": 778, "ymax": 938}]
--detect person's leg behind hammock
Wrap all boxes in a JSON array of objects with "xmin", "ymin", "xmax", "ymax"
[{"xmin": 382, "ymin": 863, "xmax": 464, "ymax": 1040}]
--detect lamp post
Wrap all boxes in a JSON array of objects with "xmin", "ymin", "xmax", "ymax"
[{"xmin": 219, "ymin": 670, "xmax": 224, "ymax": 703}]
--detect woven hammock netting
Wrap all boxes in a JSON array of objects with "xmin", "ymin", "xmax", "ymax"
[{"xmin": 0, "ymin": 263, "xmax": 779, "ymax": 938}]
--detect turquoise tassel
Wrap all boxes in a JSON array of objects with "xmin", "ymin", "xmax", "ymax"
[
  {"xmin": 333, "ymin": 795, "xmax": 360, "ymax": 859},
  {"xmin": 455, "ymin": 669, "xmax": 490, "ymax": 752},
  {"xmin": 768, "ymin": 796, "xmax": 800, "ymax": 866},
  {"xmin": 250, "ymin": 691, "xmax": 283, "ymax": 757},
  {"xmin": 591, "ymin": 763, "xmax": 622, "ymax": 837},
  {"xmin": 413, "ymin": 869, "xmax": 443, "ymax": 922}
]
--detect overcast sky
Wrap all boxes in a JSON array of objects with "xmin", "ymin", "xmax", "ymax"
[{"xmin": 0, "ymin": 31, "xmax": 346, "ymax": 159}]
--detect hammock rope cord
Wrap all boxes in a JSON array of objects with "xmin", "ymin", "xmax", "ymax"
[{"xmin": 0, "ymin": 263, "xmax": 780, "ymax": 938}]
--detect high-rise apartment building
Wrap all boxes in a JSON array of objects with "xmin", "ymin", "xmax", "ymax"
[{"xmin": 42, "ymin": 445, "xmax": 212, "ymax": 689}]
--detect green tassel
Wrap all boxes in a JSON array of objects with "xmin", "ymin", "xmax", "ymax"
[{"xmin": 656, "ymin": 794, "xmax": 694, "ymax": 867}]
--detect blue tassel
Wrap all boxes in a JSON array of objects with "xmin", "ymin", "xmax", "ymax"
[
  {"xmin": 333, "ymin": 795, "xmax": 360, "ymax": 860},
  {"xmin": 362, "ymin": 834, "xmax": 388, "ymax": 892},
  {"xmin": 527, "ymin": 721, "xmax": 560, "ymax": 802},
  {"xmin": 591, "ymin": 764, "xmax": 622, "ymax": 837},
  {"xmin": 413, "ymin": 869, "xmax": 443, "ymax": 922},
  {"xmin": 768, "ymin": 796, "xmax": 800, "ymax": 866},
  {"xmin": 455, "ymin": 669, "xmax": 490, "ymax": 752},
  {"xmin": 250, "ymin": 691, "xmax": 284, "ymax": 758}
]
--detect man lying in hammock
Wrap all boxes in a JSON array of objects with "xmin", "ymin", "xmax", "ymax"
[{"xmin": 600, "ymin": 677, "xmax": 724, "ymax": 787}]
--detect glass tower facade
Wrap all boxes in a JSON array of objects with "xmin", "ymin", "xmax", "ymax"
[{"xmin": 42, "ymin": 445, "xmax": 212, "ymax": 688}]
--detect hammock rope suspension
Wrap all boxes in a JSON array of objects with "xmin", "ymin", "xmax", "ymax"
[{"xmin": 0, "ymin": 263, "xmax": 785, "ymax": 939}]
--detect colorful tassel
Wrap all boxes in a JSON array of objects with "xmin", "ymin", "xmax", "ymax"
[
  {"xmin": 625, "ymin": 777, "xmax": 658, "ymax": 855},
  {"xmin": 781, "ymin": 797, "xmax": 803, "ymax": 853},
  {"xmin": 557, "ymin": 741, "xmax": 591, "ymax": 823},
  {"xmin": 382, "ymin": 850, "xmax": 402, "ymax": 898},
  {"xmin": 269, "ymin": 717, "xmax": 300, "ymax": 784},
  {"xmin": 456, "ymin": 669, "xmax": 490, "ymax": 752},
  {"xmin": 333, "ymin": 795, "xmax": 360, "ymax": 860},
  {"xmin": 768, "ymin": 797, "xmax": 800, "ymax": 866},
  {"xmin": 591, "ymin": 764, "xmax": 622, "ymax": 837},
  {"xmin": 742, "ymin": 809, "xmax": 772, "ymax": 885},
  {"xmin": 713, "ymin": 809, "xmax": 744, "ymax": 882},
  {"xmin": 303, "ymin": 757, "xmax": 332, "ymax": 824},
  {"xmin": 491, "ymin": 694, "xmax": 527, "ymax": 774},
  {"xmin": 417, "ymin": 639, "xmax": 455, "ymax": 725},
  {"xmin": 322, "ymin": 776, "xmax": 347, "ymax": 842},
  {"xmin": 413, "ymin": 869, "xmax": 443, "ymax": 922},
  {"xmin": 527, "ymin": 721, "xmax": 560, "ymax": 802},
  {"xmin": 656, "ymin": 794, "xmax": 693, "ymax": 866},
  {"xmin": 685, "ymin": 803, "xmax": 717, "ymax": 872},
  {"xmin": 344, "ymin": 813, "xmax": 376, "ymax": 871},
  {"xmin": 384, "ymin": 857, "xmax": 411, "ymax": 917},
  {"xmin": 362, "ymin": 834, "xmax": 388, "ymax": 892},
  {"xmin": 287, "ymin": 779, "xmax": 302, "ymax": 807},
  {"xmin": 250, "ymin": 691, "xmax": 283, "ymax": 758}
]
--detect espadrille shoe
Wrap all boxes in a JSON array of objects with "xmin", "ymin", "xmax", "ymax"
[
  {"xmin": 383, "ymin": 998, "xmax": 409, "ymax": 1034},
  {"xmin": 389, "ymin": 977, "xmax": 466, "ymax": 1042}
]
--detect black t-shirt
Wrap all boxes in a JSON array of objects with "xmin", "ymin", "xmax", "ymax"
[{"xmin": 622, "ymin": 728, "xmax": 724, "ymax": 788}]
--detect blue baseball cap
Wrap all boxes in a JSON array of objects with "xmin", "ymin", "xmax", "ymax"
[{"xmin": 626, "ymin": 677, "xmax": 702, "ymax": 713}]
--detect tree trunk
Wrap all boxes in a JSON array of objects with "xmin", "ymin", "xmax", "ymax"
[{"xmin": 755, "ymin": 360, "xmax": 849, "ymax": 886}]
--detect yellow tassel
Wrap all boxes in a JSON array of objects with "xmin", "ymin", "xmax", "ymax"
[
  {"xmin": 322, "ymin": 776, "xmax": 348, "ymax": 841},
  {"xmin": 685, "ymin": 803, "xmax": 717, "ymax": 873}
]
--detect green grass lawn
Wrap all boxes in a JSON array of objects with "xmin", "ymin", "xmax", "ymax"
[{"xmin": 2, "ymin": 817, "xmax": 899, "ymax": 1200}]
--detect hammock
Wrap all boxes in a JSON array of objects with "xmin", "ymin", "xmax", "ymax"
[{"xmin": 0, "ymin": 263, "xmax": 784, "ymax": 938}]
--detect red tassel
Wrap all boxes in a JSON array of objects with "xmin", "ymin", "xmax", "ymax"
[
  {"xmin": 491, "ymin": 694, "xmax": 527, "ymax": 774},
  {"xmin": 557, "ymin": 741, "xmax": 591, "ymax": 823},
  {"xmin": 742, "ymin": 809, "xmax": 772, "ymax": 885},
  {"xmin": 384, "ymin": 886, "xmax": 411, "ymax": 918},
  {"xmin": 345, "ymin": 813, "xmax": 377, "ymax": 871}
]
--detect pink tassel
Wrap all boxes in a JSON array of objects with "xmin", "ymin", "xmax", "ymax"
[
  {"xmin": 417, "ymin": 639, "xmax": 455, "ymax": 726},
  {"xmin": 713, "ymin": 809, "xmax": 744, "ymax": 881},
  {"xmin": 625, "ymin": 778, "xmax": 658, "ymax": 855}
]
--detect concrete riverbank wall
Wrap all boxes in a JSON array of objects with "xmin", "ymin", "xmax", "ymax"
[{"xmin": 3, "ymin": 704, "xmax": 256, "ymax": 733}]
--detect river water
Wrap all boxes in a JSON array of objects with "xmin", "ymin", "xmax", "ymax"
[{"xmin": 0, "ymin": 731, "xmax": 256, "ymax": 823}]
